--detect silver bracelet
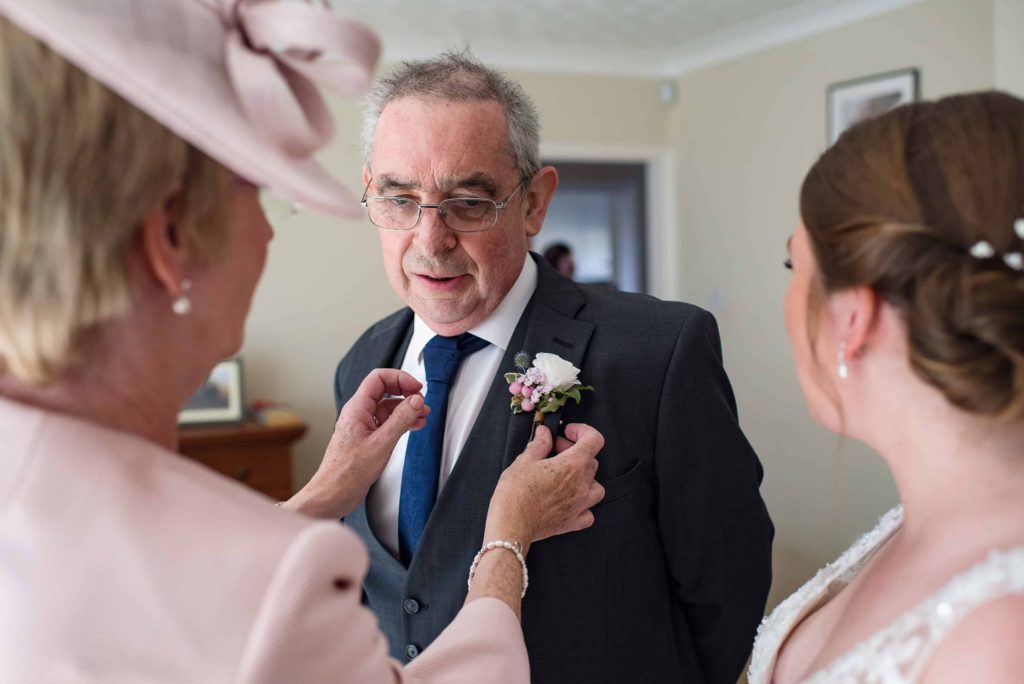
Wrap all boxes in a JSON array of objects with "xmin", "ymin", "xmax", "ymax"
[{"xmin": 467, "ymin": 540, "xmax": 529, "ymax": 599}]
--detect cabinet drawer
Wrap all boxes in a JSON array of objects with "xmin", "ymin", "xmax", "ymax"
[
  {"xmin": 177, "ymin": 421, "xmax": 305, "ymax": 501},
  {"xmin": 186, "ymin": 449, "xmax": 292, "ymax": 500}
]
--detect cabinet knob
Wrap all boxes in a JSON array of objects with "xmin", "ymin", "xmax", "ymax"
[{"xmin": 233, "ymin": 466, "xmax": 251, "ymax": 482}]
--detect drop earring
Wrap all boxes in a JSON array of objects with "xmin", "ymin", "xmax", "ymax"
[
  {"xmin": 172, "ymin": 278, "xmax": 192, "ymax": 316},
  {"xmin": 837, "ymin": 341, "xmax": 849, "ymax": 380}
]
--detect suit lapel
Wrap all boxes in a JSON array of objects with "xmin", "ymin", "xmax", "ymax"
[
  {"xmin": 366, "ymin": 309, "xmax": 414, "ymax": 375},
  {"xmin": 501, "ymin": 258, "xmax": 595, "ymax": 464}
]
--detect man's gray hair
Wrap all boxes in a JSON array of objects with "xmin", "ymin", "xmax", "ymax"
[{"xmin": 361, "ymin": 50, "xmax": 542, "ymax": 181}]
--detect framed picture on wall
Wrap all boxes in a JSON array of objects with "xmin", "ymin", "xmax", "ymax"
[
  {"xmin": 827, "ymin": 68, "xmax": 920, "ymax": 146},
  {"xmin": 178, "ymin": 357, "xmax": 245, "ymax": 426}
]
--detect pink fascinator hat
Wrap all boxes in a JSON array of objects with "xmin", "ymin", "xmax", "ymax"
[{"xmin": 0, "ymin": 0, "xmax": 380, "ymax": 218}]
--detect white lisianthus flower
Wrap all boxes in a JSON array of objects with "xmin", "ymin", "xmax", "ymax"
[{"xmin": 532, "ymin": 353, "xmax": 581, "ymax": 391}]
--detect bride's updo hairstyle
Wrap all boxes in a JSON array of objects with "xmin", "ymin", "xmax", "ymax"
[{"xmin": 800, "ymin": 91, "xmax": 1024, "ymax": 420}]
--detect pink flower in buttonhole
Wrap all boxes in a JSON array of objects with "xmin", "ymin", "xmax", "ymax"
[{"xmin": 503, "ymin": 352, "xmax": 593, "ymax": 429}]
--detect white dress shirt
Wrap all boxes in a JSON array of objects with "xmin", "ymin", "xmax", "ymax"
[{"xmin": 367, "ymin": 256, "xmax": 538, "ymax": 556}]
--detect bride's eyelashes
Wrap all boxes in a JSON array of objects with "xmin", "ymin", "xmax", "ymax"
[{"xmin": 783, "ymin": 258, "xmax": 793, "ymax": 270}]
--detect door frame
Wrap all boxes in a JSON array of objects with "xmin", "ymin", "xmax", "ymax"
[{"xmin": 540, "ymin": 142, "xmax": 677, "ymax": 300}]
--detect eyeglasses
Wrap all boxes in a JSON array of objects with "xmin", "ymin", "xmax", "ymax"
[{"xmin": 360, "ymin": 178, "xmax": 527, "ymax": 233}]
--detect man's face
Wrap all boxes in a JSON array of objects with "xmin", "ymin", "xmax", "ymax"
[{"xmin": 365, "ymin": 97, "xmax": 555, "ymax": 336}]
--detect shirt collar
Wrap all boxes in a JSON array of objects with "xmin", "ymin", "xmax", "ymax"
[{"xmin": 409, "ymin": 254, "xmax": 538, "ymax": 361}]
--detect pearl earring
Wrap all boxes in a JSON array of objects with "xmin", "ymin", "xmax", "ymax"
[
  {"xmin": 837, "ymin": 341, "xmax": 849, "ymax": 380},
  {"xmin": 172, "ymin": 278, "xmax": 192, "ymax": 316}
]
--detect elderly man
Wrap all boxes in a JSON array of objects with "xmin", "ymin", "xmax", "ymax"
[{"xmin": 334, "ymin": 51, "xmax": 773, "ymax": 683}]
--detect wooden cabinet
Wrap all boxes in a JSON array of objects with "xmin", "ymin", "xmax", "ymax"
[{"xmin": 176, "ymin": 421, "xmax": 306, "ymax": 500}]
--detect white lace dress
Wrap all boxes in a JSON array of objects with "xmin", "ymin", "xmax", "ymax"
[{"xmin": 748, "ymin": 506, "xmax": 1024, "ymax": 683}]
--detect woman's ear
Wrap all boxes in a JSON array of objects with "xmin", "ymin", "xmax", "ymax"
[
  {"xmin": 829, "ymin": 286, "xmax": 881, "ymax": 360},
  {"xmin": 523, "ymin": 166, "xmax": 558, "ymax": 238},
  {"xmin": 139, "ymin": 186, "xmax": 189, "ymax": 298}
]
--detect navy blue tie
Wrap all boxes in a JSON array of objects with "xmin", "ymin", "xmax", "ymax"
[{"xmin": 398, "ymin": 333, "xmax": 490, "ymax": 565}]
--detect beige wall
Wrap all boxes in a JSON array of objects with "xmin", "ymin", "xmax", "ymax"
[
  {"xmin": 995, "ymin": 0, "xmax": 1024, "ymax": 96},
  {"xmin": 241, "ymin": 72, "xmax": 668, "ymax": 490},
  {"xmin": 668, "ymin": 0, "xmax": 996, "ymax": 605}
]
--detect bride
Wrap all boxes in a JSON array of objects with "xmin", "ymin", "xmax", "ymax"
[{"xmin": 750, "ymin": 91, "xmax": 1024, "ymax": 683}]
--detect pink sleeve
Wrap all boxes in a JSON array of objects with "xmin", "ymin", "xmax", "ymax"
[
  {"xmin": 402, "ymin": 598, "xmax": 530, "ymax": 684},
  {"xmin": 236, "ymin": 522, "xmax": 528, "ymax": 684}
]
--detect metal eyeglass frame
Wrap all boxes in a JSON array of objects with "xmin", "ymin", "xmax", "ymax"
[{"xmin": 360, "ymin": 177, "xmax": 528, "ymax": 233}]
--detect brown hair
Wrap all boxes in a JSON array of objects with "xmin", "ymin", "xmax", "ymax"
[
  {"xmin": 801, "ymin": 91, "xmax": 1024, "ymax": 420},
  {"xmin": 0, "ymin": 17, "xmax": 233, "ymax": 384}
]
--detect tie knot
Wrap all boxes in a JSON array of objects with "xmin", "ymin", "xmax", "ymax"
[{"xmin": 422, "ymin": 333, "xmax": 489, "ymax": 384}]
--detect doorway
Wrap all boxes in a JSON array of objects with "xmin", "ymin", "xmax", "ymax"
[{"xmin": 536, "ymin": 161, "xmax": 648, "ymax": 293}]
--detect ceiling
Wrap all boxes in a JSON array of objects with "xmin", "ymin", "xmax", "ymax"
[{"xmin": 337, "ymin": 0, "xmax": 920, "ymax": 78}]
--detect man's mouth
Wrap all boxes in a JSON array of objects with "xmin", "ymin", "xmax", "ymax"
[{"xmin": 414, "ymin": 273, "xmax": 466, "ymax": 289}]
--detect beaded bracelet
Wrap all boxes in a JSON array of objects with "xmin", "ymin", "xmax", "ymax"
[{"xmin": 466, "ymin": 540, "xmax": 529, "ymax": 599}]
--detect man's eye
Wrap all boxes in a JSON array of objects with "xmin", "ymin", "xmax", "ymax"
[
  {"xmin": 449, "ymin": 198, "xmax": 487, "ymax": 209},
  {"xmin": 385, "ymin": 197, "xmax": 414, "ymax": 208}
]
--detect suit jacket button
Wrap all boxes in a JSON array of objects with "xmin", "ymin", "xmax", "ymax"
[
  {"xmin": 405, "ymin": 644, "xmax": 420, "ymax": 659},
  {"xmin": 403, "ymin": 598, "xmax": 420, "ymax": 614}
]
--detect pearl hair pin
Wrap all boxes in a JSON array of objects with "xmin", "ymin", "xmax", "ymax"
[
  {"xmin": 968, "ymin": 210, "xmax": 1024, "ymax": 272},
  {"xmin": 969, "ymin": 240, "xmax": 995, "ymax": 259}
]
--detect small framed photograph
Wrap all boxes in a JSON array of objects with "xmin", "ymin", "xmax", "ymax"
[
  {"xmin": 827, "ymin": 68, "xmax": 920, "ymax": 146},
  {"xmin": 178, "ymin": 358, "xmax": 245, "ymax": 426}
]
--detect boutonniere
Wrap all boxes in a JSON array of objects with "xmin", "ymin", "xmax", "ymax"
[{"xmin": 505, "ymin": 352, "xmax": 593, "ymax": 435}]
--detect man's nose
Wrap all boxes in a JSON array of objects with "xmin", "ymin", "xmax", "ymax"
[{"xmin": 413, "ymin": 206, "xmax": 457, "ymax": 253}]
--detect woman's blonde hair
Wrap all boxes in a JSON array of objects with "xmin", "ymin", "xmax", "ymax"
[{"xmin": 0, "ymin": 17, "xmax": 234, "ymax": 384}]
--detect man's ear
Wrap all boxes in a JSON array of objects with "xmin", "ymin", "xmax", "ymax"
[
  {"xmin": 523, "ymin": 166, "xmax": 558, "ymax": 238},
  {"xmin": 362, "ymin": 164, "xmax": 372, "ymax": 188},
  {"xmin": 139, "ymin": 186, "xmax": 189, "ymax": 299},
  {"xmin": 829, "ymin": 286, "xmax": 880, "ymax": 360}
]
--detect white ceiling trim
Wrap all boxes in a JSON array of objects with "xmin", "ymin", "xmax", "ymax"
[
  {"xmin": 373, "ymin": 0, "xmax": 923, "ymax": 79},
  {"xmin": 378, "ymin": 34, "xmax": 668, "ymax": 78},
  {"xmin": 663, "ymin": 0, "xmax": 923, "ymax": 77}
]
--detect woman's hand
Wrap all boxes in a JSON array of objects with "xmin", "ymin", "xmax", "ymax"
[
  {"xmin": 466, "ymin": 424, "xmax": 604, "ymax": 617},
  {"xmin": 484, "ymin": 423, "xmax": 606, "ymax": 555},
  {"xmin": 282, "ymin": 369, "xmax": 429, "ymax": 519}
]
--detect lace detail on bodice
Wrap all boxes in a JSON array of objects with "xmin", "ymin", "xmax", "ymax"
[
  {"xmin": 747, "ymin": 507, "xmax": 903, "ymax": 684},
  {"xmin": 748, "ymin": 506, "xmax": 1024, "ymax": 683}
]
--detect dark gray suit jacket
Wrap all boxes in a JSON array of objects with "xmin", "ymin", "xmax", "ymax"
[{"xmin": 335, "ymin": 254, "xmax": 773, "ymax": 683}]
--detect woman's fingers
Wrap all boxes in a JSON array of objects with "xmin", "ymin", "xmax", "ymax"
[
  {"xmin": 574, "ymin": 510, "xmax": 595, "ymax": 531},
  {"xmin": 373, "ymin": 397, "xmax": 429, "ymax": 430},
  {"xmin": 519, "ymin": 426, "xmax": 553, "ymax": 461},
  {"xmin": 344, "ymin": 369, "xmax": 426, "ymax": 434},
  {"xmin": 372, "ymin": 394, "xmax": 427, "ymax": 445},
  {"xmin": 559, "ymin": 425, "xmax": 604, "ymax": 464},
  {"xmin": 353, "ymin": 369, "xmax": 423, "ymax": 408},
  {"xmin": 554, "ymin": 436, "xmax": 574, "ymax": 454},
  {"xmin": 561, "ymin": 422, "xmax": 604, "ymax": 447}
]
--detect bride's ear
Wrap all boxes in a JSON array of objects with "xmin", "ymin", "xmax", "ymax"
[{"xmin": 829, "ymin": 286, "xmax": 880, "ymax": 360}]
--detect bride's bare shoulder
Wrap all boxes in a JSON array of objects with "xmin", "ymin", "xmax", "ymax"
[{"xmin": 917, "ymin": 594, "xmax": 1024, "ymax": 684}]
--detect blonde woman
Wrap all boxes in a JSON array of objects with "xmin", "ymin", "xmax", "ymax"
[{"xmin": 0, "ymin": 2, "xmax": 603, "ymax": 681}]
